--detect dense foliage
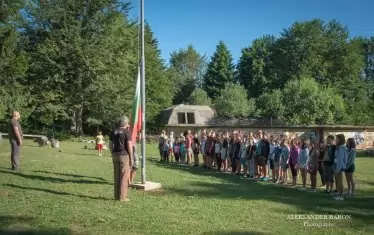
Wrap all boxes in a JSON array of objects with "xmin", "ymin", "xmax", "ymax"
[{"xmin": 1, "ymin": 0, "xmax": 373, "ymax": 135}]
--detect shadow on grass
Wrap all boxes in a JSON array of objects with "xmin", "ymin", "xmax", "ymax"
[
  {"xmin": 0, "ymin": 215, "xmax": 33, "ymax": 226},
  {"xmin": 3, "ymin": 184, "xmax": 112, "ymax": 201},
  {"xmin": 356, "ymin": 152, "xmax": 374, "ymax": 158},
  {"xmin": 202, "ymin": 232, "xmax": 266, "ymax": 235},
  {"xmin": 149, "ymin": 159, "xmax": 374, "ymax": 225},
  {"xmin": 0, "ymin": 215, "xmax": 72, "ymax": 234},
  {"xmin": 0, "ymin": 230, "xmax": 69, "ymax": 235},
  {"xmin": 33, "ymin": 170, "xmax": 107, "ymax": 182},
  {"xmin": 0, "ymin": 170, "xmax": 111, "ymax": 185}
]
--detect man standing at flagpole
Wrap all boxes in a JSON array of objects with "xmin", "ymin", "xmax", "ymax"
[{"xmin": 109, "ymin": 116, "xmax": 132, "ymax": 202}]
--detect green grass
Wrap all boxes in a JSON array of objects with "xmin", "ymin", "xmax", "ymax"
[{"xmin": 1, "ymin": 140, "xmax": 374, "ymax": 235}]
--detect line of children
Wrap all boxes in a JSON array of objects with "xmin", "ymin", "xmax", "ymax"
[{"xmin": 159, "ymin": 130, "xmax": 356, "ymax": 200}]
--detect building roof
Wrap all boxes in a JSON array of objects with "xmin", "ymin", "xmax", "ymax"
[{"xmin": 158, "ymin": 104, "xmax": 216, "ymax": 125}]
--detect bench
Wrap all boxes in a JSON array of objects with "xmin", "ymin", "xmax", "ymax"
[{"xmin": 0, "ymin": 133, "xmax": 49, "ymax": 147}]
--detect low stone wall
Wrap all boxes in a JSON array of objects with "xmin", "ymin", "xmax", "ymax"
[{"xmin": 161, "ymin": 126, "xmax": 374, "ymax": 150}]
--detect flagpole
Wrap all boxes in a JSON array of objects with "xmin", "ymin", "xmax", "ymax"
[{"xmin": 140, "ymin": 0, "xmax": 146, "ymax": 184}]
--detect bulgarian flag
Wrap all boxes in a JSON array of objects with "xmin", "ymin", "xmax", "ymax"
[{"xmin": 130, "ymin": 68, "xmax": 142, "ymax": 144}]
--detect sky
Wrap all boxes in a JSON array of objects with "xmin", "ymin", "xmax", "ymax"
[{"xmin": 128, "ymin": 0, "xmax": 374, "ymax": 64}]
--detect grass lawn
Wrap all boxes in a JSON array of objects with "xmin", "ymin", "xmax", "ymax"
[{"xmin": 1, "ymin": 140, "xmax": 374, "ymax": 235}]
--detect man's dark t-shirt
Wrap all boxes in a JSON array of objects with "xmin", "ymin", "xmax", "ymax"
[
  {"xmin": 222, "ymin": 138, "xmax": 229, "ymax": 148},
  {"xmin": 8, "ymin": 119, "xmax": 23, "ymax": 141},
  {"xmin": 260, "ymin": 139, "xmax": 270, "ymax": 157},
  {"xmin": 109, "ymin": 129, "xmax": 131, "ymax": 155}
]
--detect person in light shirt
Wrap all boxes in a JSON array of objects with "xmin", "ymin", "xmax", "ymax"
[{"xmin": 96, "ymin": 131, "xmax": 105, "ymax": 156}]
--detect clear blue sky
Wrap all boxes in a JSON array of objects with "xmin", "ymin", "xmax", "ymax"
[{"xmin": 129, "ymin": 0, "xmax": 373, "ymax": 64}]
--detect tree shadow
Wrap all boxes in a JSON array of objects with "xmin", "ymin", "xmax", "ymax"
[
  {"xmin": 0, "ymin": 215, "xmax": 34, "ymax": 227},
  {"xmin": 33, "ymin": 170, "xmax": 107, "ymax": 182},
  {"xmin": 71, "ymin": 152, "xmax": 97, "ymax": 156},
  {"xmin": 0, "ymin": 215, "xmax": 72, "ymax": 234},
  {"xmin": 149, "ymin": 159, "xmax": 374, "ymax": 226},
  {"xmin": 202, "ymin": 232, "xmax": 266, "ymax": 235},
  {"xmin": 356, "ymin": 151, "xmax": 374, "ymax": 158},
  {"xmin": 0, "ymin": 170, "xmax": 111, "ymax": 185},
  {"xmin": 3, "ymin": 184, "xmax": 112, "ymax": 201},
  {"xmin": 0, "ymin": 230, "xmax": 69, "ymax": 235}
]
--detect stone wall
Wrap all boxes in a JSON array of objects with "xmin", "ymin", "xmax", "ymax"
[
  {"xmin": 323, "ymin": 128, "xmax": 374, "ymax": 150},
  {"xmin": 162, "ymin": 126, "xmax": 374, "ymax": 150}
]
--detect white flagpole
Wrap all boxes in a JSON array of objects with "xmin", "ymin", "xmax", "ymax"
[{"xmin": 140, "ymin": 0, "xmax": 146, "ymax": 184}]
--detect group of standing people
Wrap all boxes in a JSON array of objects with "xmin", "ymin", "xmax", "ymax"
[
  {"xmin": 5, "ymin": 112, "xmax": 357, "ymax": 203},
  {"xmin": 158, "ymin": 129, "xmax": 356, "ymax": 201}
]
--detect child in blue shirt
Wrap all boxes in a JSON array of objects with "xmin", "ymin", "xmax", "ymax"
[
  {"xmin": 163, "ymin": 140, "xmax": 170, "ymax": 162},
  {"xmin": 333, "ymin": 134, "xmax": 347, "ymax": 201},
  {"xmin": 180, "ymin": 140, "xmax": 186, "ymax": 163},
  {"xmin": 280, "ymin": 139, "xmax": 290, "ymax": 184}
]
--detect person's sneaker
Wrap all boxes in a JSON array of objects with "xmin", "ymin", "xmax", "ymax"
[
  {"xmin": 261, "ymin": 177, "xmax": 268, "ymax": 182},
  {"xmin": 319, "ymin": 185, "xmax": 326, "ymax": 188},
  {"xmin": 243, "ymin": 174, "xmax": 248, "ymax": 178},
  {"xmin": 333, "ymin": 196, "xmax": 344, "ymax": 201},
  {"xmin": 298, "ymin": 187, "xmax": 306, "ymax": 191},
  {"xmin": 309, "ymin": 189, "xmax": 316, "ymax": 193}
]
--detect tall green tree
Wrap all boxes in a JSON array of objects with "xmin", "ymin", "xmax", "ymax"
[
  {"xmin": 203, "ymin": 41, "xmax": 234, "ymax": 99},
  {"xmin": 282, "ymin": 76, "xmax": 346, "ymax": 125},
  {"xmin": 256, "ymin": 89, "xmax": 285, "ymax": 121},
  {"xmin": 169, "ymin": 45, "xmax": 207, "ymax": 104},
  {"xmin": 360, "ymin": 36, "xmax": 374, "ymax": 81},
  {"xmin": 24, "ymin": 0, "xmax": 137, "ymax": 135},
  {"xmin": 0, "ymin": 0, "xmax": 30, "ymax": 120},
  {"xmin": 214, "ymin": 83, "xmax": 255, "ymax": 118},
  {"xmin": 143, "ymin": 25, "xmax": 175, "ymax": 126},
  {"xmin": 272, "ymin": 19, "xmax": 327, "ymax": 85},
  {"xmin": 237, "ymin": 35, "xmax": 276, "ymax": 98},
  {"xmin": 187, "ymin": 88, "xmax": 211, "ymax": 106}
]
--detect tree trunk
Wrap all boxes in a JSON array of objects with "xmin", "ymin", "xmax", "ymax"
[
  {"xmin": 75, "ymin": 107, "xmax": 83, "ymax": 136},
  {"xmin": 70, "ymin": 111, "xmax": 77, "ymax": 133}
]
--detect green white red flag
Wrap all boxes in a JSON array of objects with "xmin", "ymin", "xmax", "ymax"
[{"xmin": 131, "ymin": 69, "xmax": 142, "ymax": 144}]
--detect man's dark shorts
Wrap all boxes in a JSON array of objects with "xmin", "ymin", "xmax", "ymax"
[
  {"xmin": 324, "ymin": 165, "xmax": 334, "ymax": 183},
  {"xmin": 269, "ymin": 159, "xmax": 274, "ymax": 169},
  {"xmin": 259, "ymin": 155, "xmax": 268, "ymax": 165}
]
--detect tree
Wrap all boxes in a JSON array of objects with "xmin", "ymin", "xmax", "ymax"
[
  {"xmin": 143, "ymin": 24, "xmax": 175, "ymax": 126},
  {"xmin": 169, "ymin": 45, "xmax": 207, "ymax": 104},
  {"xmin": 214, "ymin": 83, "xmax": 255, "ymax": 118},
  {"xmin": 256, "ymin": 89, "xmax": 285, "ymax": 121},
  {"xmin": 187, "ymin": 88, "xmax": 211, "ymax": 105},
  {"xmin": 203, "ymin": 41, "xmax": 234, "ymax": 99},
  {"xmin": 281, "ymin": 76, "xmax": 346, "ymax": 125},
  {"xmin": 354, "ymin": 36, "xmax": 374, "ymax": 81},
  {"xmin": 363, "ymin": 37, "xmax": 374, "ymax": 81},
  {"xmin": 23, "ymin": 0, "xmax": 138, "ymax": 135},
  {"xmin": 272, "ymin": 19, "xmax": 327, "ymax": 85},
  {"xmin": 237, "ymin": 35, "xmax": 277, "ymax": 98},
  {"xmin": 0, "ymin": 0, "xmax": 30, "ymax": 121}
]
